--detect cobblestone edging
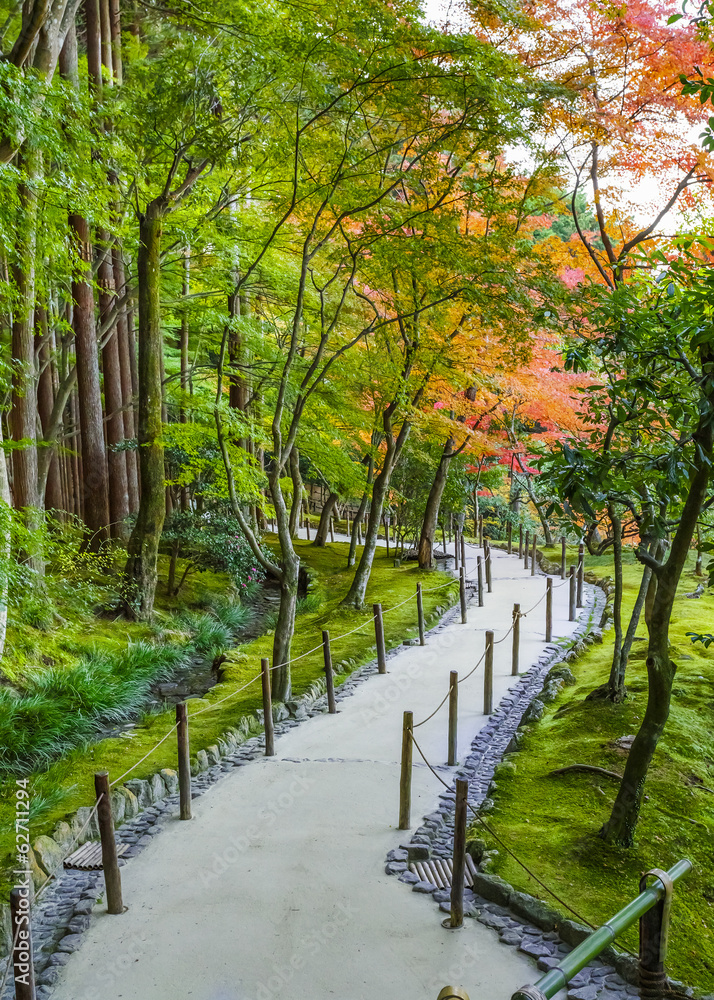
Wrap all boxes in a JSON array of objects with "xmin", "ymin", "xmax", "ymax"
[
  {"xmin": 381, "ymin": 575, "xmax": 670, "ymax": 1000},
  {"xmin": 0, "ymin": 590, "xmax": 460, "ymax": 999}
]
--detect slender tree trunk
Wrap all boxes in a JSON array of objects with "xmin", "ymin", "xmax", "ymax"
[
  {"xmin": 606, "ymin": 501, "xmax": 624, "ymax": 699},
  {"xmin": 113, "ymin": 248, "xmax": 139, "ymax": 514},
  {"xmin": 69, "ymin": 213, "xmax": 110, "ymax": 545},
  {"xmin": 418, "ymin": 436, "xmax": 454, "ymax": 569},
  {"xmin": 99, "ymin": 237, "xmax": 130, "ymax": 537},
  {"xmin": 348, "ymin": 484, "xmax": 371, "ymax": 568},
  {"xmin": 123, "ymin": 198, "xmax": 167, "ymax": 619},
  {"xmin": 36, "ymin": 308, "xmax": 63, "ymax": 512},
  {"xmin": 313, "ymin": 491, "xmax": 338, "ymax": 546},
  {"xmin": 0, "ymin": 418, "xmax": 12, "ymax": 661},
  {"xmin": 289, "ymin": 447, "xmax": 302, "ymax": 538},
  {"xmin": 600, "ymin": 390, "xmax": 714, "ymax": 846}
]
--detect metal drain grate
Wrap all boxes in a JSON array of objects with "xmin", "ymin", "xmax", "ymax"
[{"xmin": 408, "ymin": 855, "xmax": 478, "ymax": 889}]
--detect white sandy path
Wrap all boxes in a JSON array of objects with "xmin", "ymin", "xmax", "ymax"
[{"xmin": 52, "ymin": 545, "xmax": 579, "ymax": 1000}]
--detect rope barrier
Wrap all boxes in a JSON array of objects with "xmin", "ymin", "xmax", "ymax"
[
  {"xmin": 413, "ymin": 682, "xmax": 454, "ymax": 729},
  {"xmin": 0, "ymin": 919, "xmax": 20, "ymax": 997},
  {"xmin": 457, "ymin": 649, "xmax": 487, "ymax": 685},
  {"xmin": 35, "ymin": 796, "xmax": 104, "ymax": 900},
  {"xmin": 109, "ymin": 725, "xmax": 181, "ymax": 787},
  {"xmin": 188, "ymin": 672, "xmax": 263, "ymax": 719}
]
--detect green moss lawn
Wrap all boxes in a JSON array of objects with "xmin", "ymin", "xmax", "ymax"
[{"xmin": 473, "ymin": 545, "xmax": 714, "ymax": 992}]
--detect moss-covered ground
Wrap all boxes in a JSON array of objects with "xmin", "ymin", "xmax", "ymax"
[
  {"xmin": 0, "ymin": 540, "xmax": 456, "ymax": 895},
  {"xmin": 473, "ymin": 545, "xmax": 714, "ymax": 992}
]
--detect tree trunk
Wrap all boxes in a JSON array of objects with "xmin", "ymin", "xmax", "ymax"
[
  {"xmin": 99, "ymin": 237, "xmax": 130, "ymax": 538},
  {"xmin": 123, "ymin": 199, "xmax": 167, "ymax": 619},
  {"xmin": 599, "ymin": 396, "xmax": 714, "ymax": 847},
  {"xmin": 289, "ymin": 447, "xmax": 302, "ymax": 538},
  {"xmin": 313, "ymin": 491, "xmax": 338, "ymax": 546},
  {"xmin": 69, "ymin": 213, "xmax": 110, "ymax": 545},
  {"xmin": 605, "ymin": 501, "xmax": 624, "ymax": 700},
  {"xmin": 418, "ymin": 436, "xmax": 454, "ymax": 569},
  {"xmin": 0, "ymin": 419, "xmax": 12, "ymax": 661},
  {"xmin": 113, "ymin": 247, "xmax": 139, "ymax": 513}
]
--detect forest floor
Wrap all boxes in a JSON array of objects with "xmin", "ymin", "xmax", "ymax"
[
  {"xmin": 48, "ymin": 544, "xmax": 580, "ymax": 1000},
  {"xmin": 476, "ymin": 545, "xmax": 714, "ymax": 993}
]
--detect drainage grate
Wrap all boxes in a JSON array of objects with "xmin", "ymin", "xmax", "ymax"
[{"xmin": 408, "ymin": 855, "xmax": 478, "ymax": 889}]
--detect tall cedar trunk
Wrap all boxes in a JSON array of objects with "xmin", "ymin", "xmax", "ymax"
[
  {"xmin": 11, "ymin": 152, "xmax": 41, "ymax": 518},
  {"xmin": 113, "ymin": 247, "xmax": 139, "ymax": 512},
  {"xmin": 179, "ymin": 249, "xmax": 190, "ymax": 424},
  {"xmin": 599, "ymin": 383, "xmax": 714, "ymax": 846},
  {"xmin": 99, "ymin": 239, "xmax": 130, "ymax": 536},
  {"xmin": 343, "ymin": 418, "xmax": 411, "ymax": 607},
  {"xmin": 418, "ymin": 436, "xmax": 454, "ymax": 569},
  {"xmin": 313, "ymin": 491, "xmax": 338, "ymax": 546},
  {"xmin": 69, "ymin": 213, "xmax": 110, "ymax": 544},
  {"xmin": 108, "ymin": 0, "xmax": 122, "ymax": 82},
  {"xmin": 123, "ymin": 200, "xmax": 167, "ymax": 619},
  {"xmin": 36, "ymin": 308, "xmax": 62, "ymax": 511},
  {"xmin": 289, "ymin": 448, "xmax": 302, "ymax": 538},
  {"xmin": 228, "ymin": 280, "xmax": 248, "ymax": 413}
]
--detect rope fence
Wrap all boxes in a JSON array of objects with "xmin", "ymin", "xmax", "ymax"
[{"xmin": 8, "ymin": 535, "xmax": 591, "ymax": 1000}]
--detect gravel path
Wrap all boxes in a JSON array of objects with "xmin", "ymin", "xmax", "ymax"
[{"xmin": 42, "ymin": 545, "xmax": 588, "ymax": 1000}]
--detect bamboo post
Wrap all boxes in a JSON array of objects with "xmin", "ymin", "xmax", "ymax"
[
  {"xmin": 518, "ymin": 525, "xmax": 524, "ymax": 559},
  {"xmin": 561, "ymin": 535, "xmax": 566, "ymax": 579},
  {"xmin": 512, "ymin": 603, "xmax": 520, "ymax": 676},
  {"xmin": 459, "ymin": 567, "xmax": 467, "ymax": 624},
  {"xmin": 507, "ymin": 520, "xmax": 512, "ymax": 554},
  {"xmin": 374, "ymin": 603, "xmax": 387, "ymax": 673},
  {"xmin": 329, "ymin": 518, "xmax": 335, "ymax": 543},
  {"xmin": 449, "ymin": 779, "xmax": 468, "ymax": 928},
  {"xmin": 417, "ymin": 583, "xmax": 425, "ymax": 645},
  {"xmin": 94, "ymin": 772, "xmax": 123, "ymax": 914},
  {"xmin": 546, "ymin": 578, "xmax": 553, "ymax": 642},
  {"xmin": 460, "ymin": 530, "xmax": 466, "ymax": 567},
  {"xmin": 399, "ymin": 711, "xmax": 413, "ymax": 830},
  {"xmin": 485, "ymin": 549, "xmax": 492, "ymax": 593},
  {"xmin": 531, "ymin": 532, "xmax": 537, "ymax": 576},
  {"xmin": 176, "ymin": 702, "xmax": 192, "ymax": 820},
  {"xmin": 10, "ymin": 887, "xmax": 35, "ymax": 1000},
  {"xmin": 569, "ymin": 566, "xmax": 576, "ymax": 622},
  {"xmin": 524, "ymin": 529, "xmax": 530, "ymax": 569},
  {"xmin": 577, "ymin": 541, "xmax": 585, "ymax": 608},
  {"xmin": 261, "ymin": 658, "xmax": 275, "ymax": 756},
  {"xmin": 477, "ymin": 556, "xmax": 484, "ymax": 607},
  {"xmin": 484, "ymin": 631, "xmax": 494, "ymax": 715},
  {"xmin": 448, "ymin": 671, "xmax": 458, "ymax": 766},
  {"xmin": 322, "ymin": 630, "xmax": 337, "ymax": 714}
]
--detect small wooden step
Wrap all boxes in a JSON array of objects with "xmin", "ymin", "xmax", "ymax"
[
  {"xmin": 408, "ymin": 855, "xmax": 478, "ymax": 888},
  {"xmin": 63, "ymin": 841, "xmax": 129, "ymax": 871}
]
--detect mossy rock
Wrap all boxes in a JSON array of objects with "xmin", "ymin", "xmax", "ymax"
[
  {"xmin": 547, "ymin": 663, "xmax": 576, "ymax": 686},
  {"xmin": 32, "ymin": 835, "xmax": 65, "ymax": 876},
  {"xmin": 494, "ymin": 760, "xmax": 517, "ymax": 779}
]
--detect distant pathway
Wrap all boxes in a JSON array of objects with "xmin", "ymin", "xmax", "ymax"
[{"xmin": 49, "ymin": 546, "xmax": 586, "ymax": 1000}]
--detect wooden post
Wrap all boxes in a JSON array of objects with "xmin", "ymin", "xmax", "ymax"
[
  {"xmin": 546, "ymin": 578, "xmax": 553, "ymax": 642},
  {"xmin": 374, "ymin": 603, "xmax": 387, "ymax": 673},
  {"xmin": 346, "ymin": 513, "xmax": 350, "ymax": 539},
  {"xmin": 531, "ymin": 532, "xmax": 537, "ymax": 576},
  {"xmin": 459, "ymin": 567, "xmax": 467, "ymax": 624},
  {"xmin": 416, "ymin": 583, "xmax": 425, "ymax": 646},
  {"xmin": 524, "ymin": 529, "xmax": 530, "ymax": 569},
  {"xmin": 398, "ymin": 710, "xmax": 413, "ymax": 830},
  {"xmin": 449, "ymin": 779, "xmax": 468, "ymax": 928},
  {"xmin": 454, "ymin": 529, "xmax": 459, "ymax": 570},
  {"xmin": 321, "ymin": 630, "xmax": 337, "ymax": 714},
  {"xmin": 305, "ymin": 513, "xmax": 310, "ymax": 540},
  {"xmin": 449, "ymin": 513, "xmax": 453, "ymax": 544},
  {"xmin": 261, "ymin": 658, "xmax": 275, "ymax": 756},
  {"xmin": 485, "ymin": 547, "xmax": 492, "ymax": 593},
  {"xmin": 441, "ymin": 520, "xmax": 447, "ymax": 557},
  {"xmin": 484, "ymin": 631, "xmax": 494, "ymax": 715},
  {"xmin": 638, "ymin": 871, "xmax": 670, "ymax": 1000},
  {"xmin": 329, "ymin": 518, "xmax": 335, "ymax": 543},
  {"xmin": 385, "ymin": 518, "xmax": 390, "ymax": 557},
  {"xmin": 94, "ymin": 771, "xmax": 123, "ymax": 914},
  {"xmin": 577, "ymin": 541, "xmax": 584, "ymax": 608},
  {"xmin": 569, "ymin": 566, "xmax": 576, "ymax": 622},
  {"xmin": 10, "ymin": 886, "xmax": 36, "ymax": 1000},
  {"xmin": 448, "ymin": 671, "xmax": 458, "ymax": 766},
  {"xmin": 477, "ymin": 556, "xmax": 484, "ymax": 607},
  {"xmin": 512, "ymin": 603, "xmax": 520, "ymax": 676},
  {"xmin": 357, "ymin": 517, "xmax": 362, "ymax": 545},
  {"xmin": 478, "ymin": 514, "xmax": 483, "ymax": 548},
  {"xmin": 507, "ymin": 520, "xmax": 512, "ymax": 554},
  {"xmin": 560, "ymin": 535, "xmax": 566, "ymax": 579},
  {"xmin": 518, "ymin": 525, "xmax": 523, "ymax": 559},
  {"xmin": 176, "ymin": 702, "xmax": 192, "ymax": 820},
  {"xmin": 460, "ymin": 531, "xmax": 466, "ymax": 567}
]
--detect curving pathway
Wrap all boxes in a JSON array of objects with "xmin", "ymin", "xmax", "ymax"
[{"xmin": 50, "ymin": 545, "xmax": 583, "ymax": 1000}]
